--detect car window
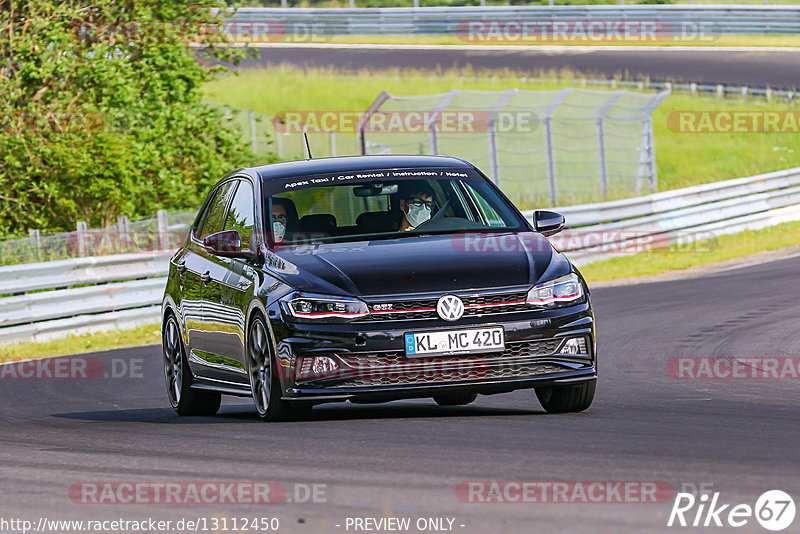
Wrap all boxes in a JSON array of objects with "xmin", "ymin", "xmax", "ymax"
[
  {"xmin": 224, "ymin": 181, "xmax": 256, "ymax": 250},
  {"xmin": 198, "ymin": 181, "xmax": 236, "ymax": 240},
  {"xmin": 288, "ymin": 185, "xmax": 388, "ymax": 227},
  {"xmin": 264, "ymin": 170, "xmax": 526, "ymax": 245},
  {"xmin": 463, "ymin": 183, "xmax": 507, "ymax": 227}
]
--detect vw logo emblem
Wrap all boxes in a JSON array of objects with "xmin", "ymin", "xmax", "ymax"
[{"xmin": 437, "ymin": 295, "xmax": 464, "ymax": 322}]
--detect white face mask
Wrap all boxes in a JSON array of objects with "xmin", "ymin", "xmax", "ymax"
[
  {"xmin": 272, "ymin": 221, "xmax": 286, "ymax": 243},
  {"xmin": 405, "ymin": 203, "xmax": 431, "ymax": 228}
]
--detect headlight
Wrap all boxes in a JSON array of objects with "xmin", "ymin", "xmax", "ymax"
[
  {"xmin": 280, "ymin": 292, "xmax": 369, "ymax": 322},
  {"xmin": 527, "ymin": 273, "xmax": 583, "ymax": 307}
]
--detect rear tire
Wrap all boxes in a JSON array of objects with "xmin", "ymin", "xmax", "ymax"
[
  {"xmin": 535, "ymin": 379, "xmax": 596, "ymax": 413},
  {"xmin": 162, "ymin": 314, "xmax": 221, "ymax": 416},
  {"xmin": 433, "ymin": 392, "xmax": 478, "ymax": 406}
]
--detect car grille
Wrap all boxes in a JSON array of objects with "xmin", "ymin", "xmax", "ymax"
[
  {"xmin": 338, "ymin": 338, "xmax": 561, "ymax": 368},
  {"xmin": 360, "ymin": 290, "xmax": 530, "ymax": 321},
  {"xmin": 315, "ymin": 338, "xmax": 580, "ymax": 389}
]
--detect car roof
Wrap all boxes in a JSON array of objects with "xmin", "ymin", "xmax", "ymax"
[{"xmin": 249, "ymin": 155, "xmax": 475, "ymax": 182}]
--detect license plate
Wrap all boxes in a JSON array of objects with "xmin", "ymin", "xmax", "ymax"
[{"xmin": 405, "ymin": 326, "xmax": 505, "ymax": 358}]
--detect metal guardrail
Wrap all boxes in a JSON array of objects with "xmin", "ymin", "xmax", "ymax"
[
  {"xmin": 227, "ymin": 6, "xmax": 800, "ymax": 35},
  {"xmin": 0, "ymin": 253, "xmax": 171, "ymax": 294},
  {"xmin": 0, "ymin": 253, "xmax": 171, "ymax": 346},
  {"xmin": 0, "ymin": 278, "xmax": 166, "ymax": 328},
  {"xmin": 3, "ymin": 167, "xmax": 800, "ymax": 345},
  {"xmin": 521, "ymin": 167, "xmax": 800, "ymax": 265}
]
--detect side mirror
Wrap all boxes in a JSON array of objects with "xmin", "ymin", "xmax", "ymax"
[
  {"xmin": 203, "ymin": 230, "xmax": 255, "ymax": 259},
  {"xmin": 533, "ymin": 210, "xmax": 565, "ymax": 237}
]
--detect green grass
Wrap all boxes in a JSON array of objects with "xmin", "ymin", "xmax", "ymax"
[
  {"xmin": 580, "ymin": 219, "xmax": 800, "ymax": 282},
  {"xmin": 0, "ymin": 324, "xmax": 161, "ymax": 363},
  {"xmin": 205, "ymin": 65, "xmax": 800, "ymax": 199}
]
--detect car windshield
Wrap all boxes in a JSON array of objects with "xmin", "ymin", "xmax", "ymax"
[{"xmin": 263, "ymin": 167, "xmax": 527, "ymax": 245}]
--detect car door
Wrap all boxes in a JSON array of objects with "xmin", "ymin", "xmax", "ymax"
[
  {"xmin": 187, "ymin": 179, "xmax": 238, "ymax": 382},
  {"xmin": 200, "ymin": 179, "xmax": 258, "ymax": 384},
  {"xmin": 174, "ymin": 182, "xmax": 233, "ymax": 365}
]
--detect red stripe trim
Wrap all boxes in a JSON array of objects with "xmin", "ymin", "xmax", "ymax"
[{"xmin": 370, "ymin": 300, "xmax": 526, "ymax": 314}]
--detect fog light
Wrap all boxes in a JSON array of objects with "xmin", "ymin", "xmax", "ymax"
[
  {"xmin": 297, "ymin": 356, "xmax": 340, "ymax": 379},
  {"xmin": 312, "ymin": 356, "xmax": 338, "ymax": 374},
  {"xmin": 561, "ymin": 337, "xmax": 588, "ymax": 355}
]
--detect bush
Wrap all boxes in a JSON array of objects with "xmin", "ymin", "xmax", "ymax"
[{"xmin": 0, "ymin": 0, "xmax": 256, "ymax": 233}]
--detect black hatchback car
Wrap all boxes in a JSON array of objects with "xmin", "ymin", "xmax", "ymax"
[{"xmin": 161, "ymin": 155, "xmax": 596, "ymax": 420}]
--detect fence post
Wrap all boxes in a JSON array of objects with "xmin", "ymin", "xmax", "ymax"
[
  {"xmin": 717, "ymin": 84, "xmax": 724, "ymax": 101},
  {"xmin": 487, "ymin": 121, "xmax": 499, "ymax": 185},
  {"xmin": 425, "ymin": 89, "xmax": 460, "ymax": 155},
  {"xmin": 157, "ymin": 210, "xmax": 169, "ymax": 251},
  {"xmin": 637, "ymin": 89, "xmax": 671, "ymax": 194},
  {"xmin": 329, "ymin": 131, "xmax": 336, "ymax": 157},
  {"xmin": 485, "ymin": 89, "xmax": 517, "ymax": 186},
  {"xmin": 357, "ymin": 90, "xmax": 391, "ymax": 155},
  {"xmin": 77, "ymin": 221, "xmax": 89, "ymax": 257},
  {"xmin": 249, "ymin": 111, "xmax": 258, "ymax": 153},
  {"xmin": 273, "ymin": 118, "xmax": 283, "ymax": 158},
  {"xmin": 29, "ymin": 229, "xmax": 41, "ymax": 262},
  {"xmin": 596, "ymin": 91, "xmax": 624, "ymax": 201},
  {"xmin": 428, "ymin": 126, "xmax": 439, "ymax": 155},
  {"xmin": 542, "ymin": 88, "xmax": 572, "ymax": 206},
  {"xmin": 224, "ymin": 106, "xmax": 231, "ymax": 126},
  {"xmin": 118, "ymin": 215, "xmax": 130, "ymax": 252}
]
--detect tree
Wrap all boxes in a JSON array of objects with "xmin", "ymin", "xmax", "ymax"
[{"xmin": 0, "ymin": 0, "xmax": 254, "ymax": 233}]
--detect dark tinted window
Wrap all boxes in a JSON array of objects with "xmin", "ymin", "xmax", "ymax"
[
  {"xmin": 224, "ymin": 181, "xmax": 256, "ymax": 249},
  {"xmin": 198, "ymin": 181, "xmax": 236, "ymax": 240},
  {"xmin": 265, "ymin": 172, "xmax": 526, "ymax": 245}
]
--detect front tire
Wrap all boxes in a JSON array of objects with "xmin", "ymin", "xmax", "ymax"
[
  {"xmin": 535, "ymin": 379, "xmax": 596, "ymax": 413},
  {"xmin": 162, "ymin": 314, "xmax": 221, "ymax": 416},
  {"xmin": 247, "ymin": 315, "xmax": 306, "ymax": 422}
]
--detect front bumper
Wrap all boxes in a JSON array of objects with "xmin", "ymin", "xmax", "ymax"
[{"xmin": 272, "ymin": 301, "xmax": 595, "ymax": 404}]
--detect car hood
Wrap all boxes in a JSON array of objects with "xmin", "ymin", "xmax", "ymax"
[{"xmin": 266, "ymin": 232, "xmax": 572, "ymax": 297}]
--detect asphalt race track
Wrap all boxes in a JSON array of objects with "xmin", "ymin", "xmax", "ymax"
[
  {"xmin": 235, "ymin": 45, "xmax": 800, "ymax": 88},
  {"xmin": 1, "ymin": 255, "xmax": 798, "ymax": 533}
]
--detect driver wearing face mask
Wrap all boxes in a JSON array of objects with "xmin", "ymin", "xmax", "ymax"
[
  {"xmin": 398, "ymin": 185, "xmax": 436, "ymax": 231},
  {"xmin": 272, "ymin": 203, "xmax": 288, "ymax": 243}
]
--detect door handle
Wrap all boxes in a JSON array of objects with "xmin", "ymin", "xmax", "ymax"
[{"xmin": 201, "ymin": 271, "xmax": 211, "ymax": 285}]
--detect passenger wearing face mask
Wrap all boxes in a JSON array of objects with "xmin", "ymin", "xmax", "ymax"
[
  {"xmin": 398, "ymin": 184, "xmax": 436, "ymax": 231},
  {"xmin": 269, "ymin": 197, "xmax": 298, "ymax": 244},
  {"xmin": 272, "ymin": 203, "xmax": 287, "ymax": 243}
]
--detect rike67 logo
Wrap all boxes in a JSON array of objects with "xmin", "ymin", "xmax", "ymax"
[{"xmin": 668, "ymin": 490, "xmax": 795, "ymax": 531}]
